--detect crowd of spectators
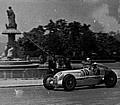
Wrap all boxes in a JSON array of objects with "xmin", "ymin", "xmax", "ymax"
[{"xmin": 47, "ymin": 56, "xmax": 72, "ymax": 75}]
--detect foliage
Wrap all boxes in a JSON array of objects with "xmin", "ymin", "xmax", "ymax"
[{"xmin": 16, "ymin": 19, "xmax": 120, "ymax": 60}]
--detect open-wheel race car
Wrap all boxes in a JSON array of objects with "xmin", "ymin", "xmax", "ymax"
[{"xmin": 43, "ymin": 62, "xmax": 117, "ymax": 91}]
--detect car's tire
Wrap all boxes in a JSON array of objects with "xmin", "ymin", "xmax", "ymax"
[
  {"xmin": 104, "ymin": 71, "xmax": 117, "ymax": 88},
  {"xmin": 43, "ymin": 74, "xmax": 55, "ymax": 90},
  {"xmin": 62, "ymin": 74, "xmax": 76, "ymax": 91}
]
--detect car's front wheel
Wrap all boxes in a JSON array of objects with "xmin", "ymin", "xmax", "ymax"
[
  {"xmin": 43, "ymin": 74, "xmax": 55, "ymax": 90},
  {"xmin": 104, "ymin": 71, "xmax": 117, "ymax": 88},
  {"xmin": 62, "ymin": 74, "xmax": 76, "ymax": 91}
]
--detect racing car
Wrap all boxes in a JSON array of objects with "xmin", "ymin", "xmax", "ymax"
[{"xmin": 43, "ymin": 62, "xmax": 117, "ymax": 91}]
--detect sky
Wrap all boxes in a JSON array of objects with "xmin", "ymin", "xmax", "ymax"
[{"xmin": 0, "ymin": 0, "xmax": 120, "ymax": 43}]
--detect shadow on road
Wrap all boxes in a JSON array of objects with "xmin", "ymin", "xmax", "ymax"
[
  {"xmin": 53, "ymin": 85, "xmax": 106, "ymax": 92},
  {"xmin": 53, "ymin": 83, "xmax": 120, "ymax": 92},
  {"xmin": 75, "ymin": 85, "xmax": 106, "ymax": 90}
]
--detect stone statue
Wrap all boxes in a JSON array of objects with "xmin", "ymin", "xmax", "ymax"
[
  {"xmin": 6, "ymin": 6, "xmax": 17, "ymax": 29},
  {"xmin": 7, "ymin": 47, "xmax": 14, "ymax": 60},
  {"xmin": 1, "ymin": 45, "xmax": 8, "ymax": 57}
]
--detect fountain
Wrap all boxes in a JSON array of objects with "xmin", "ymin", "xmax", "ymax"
[{"xmin": 0, "ymin": 7, "xmax": 41, "ymax": 79}]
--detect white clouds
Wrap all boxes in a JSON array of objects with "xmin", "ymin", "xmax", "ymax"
[{"xmin": 92, "ymin": 4, "xmax": 120, "ymax": 32}]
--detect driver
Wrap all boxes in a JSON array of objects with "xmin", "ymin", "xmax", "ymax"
[
  {"xmin": 82, "ymin": 58, "xmax": 92, "ymax": 69},
  {"xmin": 92, "ymin": 62, "xmax": 100, "ymax": 75}
]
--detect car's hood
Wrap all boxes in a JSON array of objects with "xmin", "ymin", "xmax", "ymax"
[
  {"xmin": 54, "ymin": 68, "xmax": 92, "ymax": 78},
  {"xmin": 54, "ymin": 69, "xmax": 83, "ymax": 79},
  {"xmin": 61, "ymin": 69, "xmax": 82, "ymax": 74}
]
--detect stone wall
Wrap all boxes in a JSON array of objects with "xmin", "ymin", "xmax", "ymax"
[{"xmin": 0, "ymin": 68, "xmax": 48, "ymax": 79}]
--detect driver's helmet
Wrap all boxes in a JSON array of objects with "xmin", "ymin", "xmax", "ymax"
[
  {"xmin": 86, "ymin": 58, "xmax": 90, "ymax": 61},
  {"xmin": 86, "ymin": 57, "xmax": 92, "ymax": 65},
  {"xmin": 93, "ymin": 62, "xmax": 97, "ymax": 68},
  {"xmin": 93, "ymin": 62, "xmax": 97, "ymax": 65}
]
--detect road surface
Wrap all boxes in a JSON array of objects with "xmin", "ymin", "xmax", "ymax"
[{"xmin": 0, "ymin": 80, "xmax": 120, "ymax": 105}]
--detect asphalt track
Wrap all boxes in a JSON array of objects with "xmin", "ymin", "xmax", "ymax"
[{"xmin": 0, "ymin": 80, "xmax": 119, "ymax": 105}]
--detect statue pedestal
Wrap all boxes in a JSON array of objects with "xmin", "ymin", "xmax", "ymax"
[{"xmin": 2, "ymin": 28, "xmax": 21, "ymax": 58}]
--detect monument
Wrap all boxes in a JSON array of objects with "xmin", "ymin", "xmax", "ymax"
[
  {"xmin": 0, "ymin": 7, "xmax": 41, "ymax": 79},
  {"xmin": 2, "ymin": 6, "xmax": 21, "ymax": 59}
]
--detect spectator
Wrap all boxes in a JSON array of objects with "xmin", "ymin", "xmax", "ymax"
[
  {"xmin": 39, "ymin": 55, "xmax": 44, "ymax": 64},
  {"xmin": 26, "ymin": 55, "xmax": 30, "ymax": 61},
  {"xmin": 47, "ymin": 56, "xmax": 56, "ymax": 75},
  {"xmin": 64, "ymin": 58, "xmax": 72, "ymax": 69}
]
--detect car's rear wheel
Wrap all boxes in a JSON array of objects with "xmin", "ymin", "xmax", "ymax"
[
  {"xmin": 62, "ymin": 74, "xmax": 76, "ymax": 91},
  {"xmin": 43, "ymin": 74, "xmax": 55, "ymax": 90},
  {"xmin": 104, "ymin": 71, "xmax": 117, "ymax": 88}
]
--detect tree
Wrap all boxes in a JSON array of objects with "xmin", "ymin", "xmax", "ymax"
[
  {"xmin": 17, "ymin": 19, "xmax": 120, "ymax": 60},
  {"xmin": 17, "ymin": 25, "xmax": 46, "ymax": 57}
]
